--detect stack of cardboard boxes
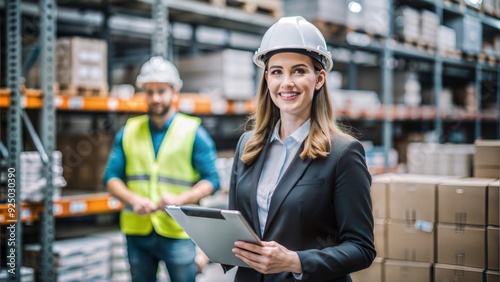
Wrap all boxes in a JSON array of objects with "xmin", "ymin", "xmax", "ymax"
[
  {"xmin": 435, "ymin": 178, "xmax": 499, "ymax": 281},
  {"xmin": 57, "ymin": 132, "xmax": 113, "ymax": 193},
  {"xmin": 352, "ymin": 139, "xmax": 500, "ymax": 282},
  {"xmin": 474, "ymin": 140, "xmax": 500, "ymax": 178},
  {"xmin": 28, "ymin": 37, "xmax": 108, "ymax": 95}
]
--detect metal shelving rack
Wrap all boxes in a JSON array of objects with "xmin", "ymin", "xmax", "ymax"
[
  {"xmin": 2, "ymin": 1, "xmax": 275, "ymax": 281},
  {"xmin": 6, "ymin": 0, "xmax": 57, "ymax": 280},
  {"xmin": 6, "ymin": 0, "xmax": 23, "ymax": 280},
  {"xmin": 323, "ymin": 0, "xmax": 499, "ymax": 168},
  {"xmin": 38, "ymin": 0, "xmax": 56, "ymax": 280}
]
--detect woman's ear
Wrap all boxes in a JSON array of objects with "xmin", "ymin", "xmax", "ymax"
[{"xmin": 315, "ymin": 70, "xmax": 326, "ymax": 90}]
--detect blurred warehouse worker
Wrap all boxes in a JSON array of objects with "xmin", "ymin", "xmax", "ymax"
[
  {"xmin": 104, "ymin": 56, "xmax": 219, "ymax": 282},
  {"xmin": 225, "ymin": 16, "xmax": 375, "ymax": 281}
]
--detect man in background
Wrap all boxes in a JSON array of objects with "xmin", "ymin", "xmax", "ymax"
[{"xmin": 104, "ymin": 56, "xmax": 219, "ymax": 282}]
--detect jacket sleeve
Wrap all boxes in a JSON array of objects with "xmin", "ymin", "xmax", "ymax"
[
  {"xmin": 296, "ymin": 140, "xmax": 376, "ymax": 280},
  {"xmin": 221, "ymin": 132, "xmax": 249, "ymax": 273}
]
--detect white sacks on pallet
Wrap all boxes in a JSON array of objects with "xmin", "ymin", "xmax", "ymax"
[
  {"xmin": 176, "ymin": 49, "xmax": 255, "ymax": 100},
  {"xmin": 407, "ymin": 143, "xmax": 474, "ymax": 177},
  {"xmin": 20, "ymin": 151, "xmax": 66, "ymax": 202},
  {"xmin": 24, "ymin": 236, "xmax": 112, "ymax": 282},
  {"xmin": 283, "ymin": 0, "xmax": 390, "ymax": 37}
]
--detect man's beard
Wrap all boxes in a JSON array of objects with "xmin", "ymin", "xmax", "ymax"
[{"xmin": 148, "ymin": 104, "xmax": 170, "ymax": 117}]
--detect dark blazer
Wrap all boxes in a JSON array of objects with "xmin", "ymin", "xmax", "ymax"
[{"xmin": 227, "ymin": 131, "xmax": 376, "ymax": 282}]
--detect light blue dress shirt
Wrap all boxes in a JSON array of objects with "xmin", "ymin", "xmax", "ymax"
[
  {"xmin": 256, "ymin": 119, "xmax": 311, "ymax": 234},
  {"xmin": 256, "ymin": 119, "xmax": 310, "ymax": 280}
]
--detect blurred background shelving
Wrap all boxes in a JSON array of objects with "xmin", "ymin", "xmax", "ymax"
[{"xmin": 1, "ymin": 0, "xmax": 499, "ymax": 281}]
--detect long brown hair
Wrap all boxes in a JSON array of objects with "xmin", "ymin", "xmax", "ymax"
[{"xmin": 241, "ymin": 59, "xmax": 352, "ymax": 165}]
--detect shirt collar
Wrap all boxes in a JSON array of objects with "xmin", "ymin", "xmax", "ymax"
[
  {"xmin": 270, "ymin": 119, "xmax": 311, "ymax": 144},
  {"xmin": 149, "ymin": 111, "xmax": 177, "ymax": 131}
]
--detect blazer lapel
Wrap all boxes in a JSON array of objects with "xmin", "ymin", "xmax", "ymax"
[
  {"xmin": 249, "ymin": 141, "xmax": 271, "ymax": 237},
  {"xmin": 264, "ymin": 143, "xmax": 312, "ymax": 236}
]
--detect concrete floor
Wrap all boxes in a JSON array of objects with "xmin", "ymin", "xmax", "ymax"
[{"xmin": 196, "ymin": 263, "xmax": 237, "ymax": 282}]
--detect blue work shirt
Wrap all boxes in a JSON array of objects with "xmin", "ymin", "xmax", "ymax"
[{"xmin": 103, "ymin": 112, "xmax": 220, "ymax": 192}]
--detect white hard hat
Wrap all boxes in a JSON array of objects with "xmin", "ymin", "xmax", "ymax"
[
  {"xmin": 253, "ymin": 16, "xmax": 333, "ymax": 71},
  {"xmin": 136, "ymin": 56, "xmax": 183, "ymax": 90}
]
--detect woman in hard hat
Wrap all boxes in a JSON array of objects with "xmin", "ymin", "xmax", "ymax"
[
  {"xmin": 227, "ymin": 16, "xmax": 375, "ymax": 281},
  {"xmin": 104, "ymin": 56, "xmax": 219, "ymax": 282}
]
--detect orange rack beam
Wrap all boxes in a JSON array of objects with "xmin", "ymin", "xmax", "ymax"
[
  {"xmin": 0, "ymin": 89, "xmax": 256, "ymax": 115},
  {"xmin": 0, "ymin": 193, "xmax": 123, "ymax": 225}
]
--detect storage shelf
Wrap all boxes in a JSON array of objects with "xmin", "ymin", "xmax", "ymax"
[
  {"xmin": 0, "ymin": 89, "xmax": 256, "ymax": 115},
  {"xmin": 332, "ymin": 37, "xmax": 499, "ymax": 71},
  {"xmin": 338, "ymin": 105, "xmax": 498, "ymax": 122},
  {"xmin": 3, "ymin": 88, "xmax": 496, "ymax": 121},
  {"xmin": 441, "ymin": 0, "xmax": 500, "ymax": 29},
  {"xmin": 0, "ymin": 193, "xmax": 123, "ymax": 225}
]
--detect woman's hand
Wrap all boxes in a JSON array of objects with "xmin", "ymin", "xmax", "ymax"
[{"xmin": 232, "ymin": 241, "xmax": 302, "ymax": 274}]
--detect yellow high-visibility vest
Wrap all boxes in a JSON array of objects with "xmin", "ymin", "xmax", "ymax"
[{"xmin": 121, "ymin": 113, "xmax": 201, "ymax": 238}]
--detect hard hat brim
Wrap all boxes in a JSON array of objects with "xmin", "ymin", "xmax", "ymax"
[{"xmin": 253, "ymin": 46, "xmax": 333, "ymax": 72}]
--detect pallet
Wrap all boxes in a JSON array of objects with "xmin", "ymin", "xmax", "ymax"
[
  {"xmin": 443, "ymin": 0, "xmax": 467, "ymax": 12},
  {"xmin": 403, "ymin": 38, "xmax": 435, "ymax": 54},
  {"xmin": 57, "ymin": 84, "xmax": 108, "ymax": 97},
  {"xmin": 209, "ymin": 0, "xmax": 281, "ymax": 18},
  {"xmin": 438, "ymin": 48, "xmax": 463, "ymax": 60},
  {"xmin": 0, "ymin": 87, "xmax": 42, "ymax": 97},
  {"xmin": 314, "ymin": 20, "xmax": 345, "ymax": 39},
  {"xmin": 463, "ymin": 52, "xmax": 487, "ymax": 63},
  {"xmin": 481, "ymin": 5, "xmax": 498, "ymax": 18},
  {"xmin": 314, "ymin": 20, "xmax": 386, "ymax": 44},
  {"xmin": 485, "ymin": 56, "xmax": 500, "ymax": 66},
  {"xmin": 346, "ymin": 26, "xmax": 386, "ymax": 41},
  {"xmin": 0, "ymin": 88, "xmax": 10, "ymax": 96}
]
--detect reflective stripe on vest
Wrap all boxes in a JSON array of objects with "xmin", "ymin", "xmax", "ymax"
[{"xmin": 121, "ymin": 113, "xmax": 201, "ymax": 238}]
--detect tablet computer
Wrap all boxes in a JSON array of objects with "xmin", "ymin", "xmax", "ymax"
[{"xmin": 165, "ymin": 205, "xmax": 262, "ymax": 268}]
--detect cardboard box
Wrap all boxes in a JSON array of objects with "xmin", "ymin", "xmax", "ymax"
[
  {"xmin": 437, "ymin": 224, "xmax": 486, "ymax": 268},
  {"xmin": 386, "ymin": 221, "xmax": 434, "ymax": 263},
  {"xmin": 474, "ymin": 140, "xmax": 500, "ymax": 166},
  {"xmin": 475, "ymin": 166, "xmax": 500, "ymax": 178},
  {"xmin": 56, "ymin": 37, "xmax": 107, "ymax": 91},
  {"xmin": 438, "ymin": 178, "xmax": 494, "ymax": 225},
  {"xmin": 490, "ymin": 180, "xmax": 500, "ymax": 226},
  {"xmin": 371, "ymin": 174, "xmax": 391, "ymax": 219},
  {"xmin": 486, "ymin": 270, "xmax": 500, "ymax": 282},
  {"xmin": 374, "ymin": 219, "xmax": 386, "ymax": 258},
  {"xmin": 351, "ymin": 257, "xmax": 383, "ymax": 282},
  {"xmin": 57, "ymin": 132, "xmax": 113, "ymax": 192},
  {"xmin": 434, "ymin": 263, "xmax": 485, "ymax": 282},
  {"xmin": 384, "ymin": 259, "xmax": 432, "ymax": 282},
  {"xmin": 389, "ymin": 174, "xmax": 454, "ymax": 223},
  {"xmin": 488, "ymin": 227, "xmax": 499, "ymax": 270}
]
